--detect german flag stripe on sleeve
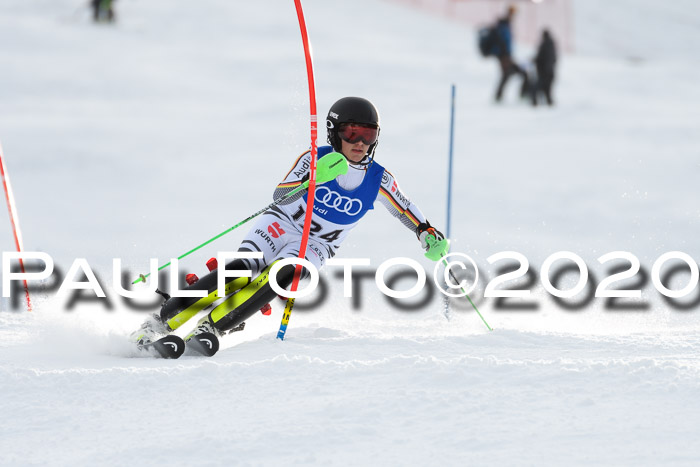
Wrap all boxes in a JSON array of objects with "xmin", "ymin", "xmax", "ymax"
[
  {"xmin": 277, "ymin": 181, "xmax": 302, "ymax": 189},
  {"xmin": 282, "ymin": 150, "xmax": 311, "ymax": 180},
  {"xmin": 379, "ymin": 187, "xmax": 420, "ymax": 226}
]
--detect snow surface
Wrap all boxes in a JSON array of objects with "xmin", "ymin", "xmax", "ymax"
[{"xmin": 1, "ymin": 0, "xmax": 700, "ymax": 465}]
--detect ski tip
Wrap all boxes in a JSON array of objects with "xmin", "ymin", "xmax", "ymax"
[
  {"xmin": 144, "ymin": 335, "xmax": 185, "ymax": 359},
  {"xmin": 185, "ymin": 332, "xmax": 220, "ymax": 357}
]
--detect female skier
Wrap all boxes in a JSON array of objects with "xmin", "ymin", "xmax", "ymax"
[{"xmin": 131, "ymin": 97, "xmax": 447, "ymax": 355}]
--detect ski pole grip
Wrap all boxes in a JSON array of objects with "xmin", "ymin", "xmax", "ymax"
[
  {"xmin": 294, "ymin": 153, "xmax": 348, "ymax": 191},
  {"xmin": 315, "ymin": 152, "xmax": 348, "ymax": 184},
  {"xmin": 424, "ymin": 235, "xmax": 450, "ymax": 261}
]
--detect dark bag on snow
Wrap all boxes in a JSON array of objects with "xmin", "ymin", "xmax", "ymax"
[{"xmin": 477, "ymin": 26, "xmax": 497, "ymax": 57}]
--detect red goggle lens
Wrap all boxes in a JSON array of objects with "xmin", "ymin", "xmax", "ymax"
[{"xmin": 338, "ymin": 124, "xmax": 378, "ymax": 145}]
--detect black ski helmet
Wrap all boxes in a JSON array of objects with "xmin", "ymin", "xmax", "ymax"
[{"xmin": 326, "ymin": 97, "xmax": 380, "ymax": 166}]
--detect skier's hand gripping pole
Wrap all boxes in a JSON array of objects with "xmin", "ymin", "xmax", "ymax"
[
  {"xmin": 315, "ymin": 152, "xmax": 348, "ymax": 184},
  {"xmin": 132, "ymin": 153, "xmax": 348, "ymax": 285},
  {"xmin": 424, "ymin": 234, "xmax": 493, "ymax": 331}
]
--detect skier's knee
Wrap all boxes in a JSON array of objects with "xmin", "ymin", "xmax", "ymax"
[
  {"xmin": 208, "ymin": 261, "xmax": 297, "ymax": 332},
  {"xmin": 275, "ymin": 263, "xmax": 296, "ymax": 289}
]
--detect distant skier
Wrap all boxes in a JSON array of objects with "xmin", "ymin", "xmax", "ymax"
[
  {"xmin": 531, "ymin": 29, "xmax": 557, "ymax": 106},
  {"xmin": 131, "ymin": 97, "xmax": 448, "ymax": 355},
  {"xmin": 91, "ymin": 0, "xmax": 116, "ymax": 23},
  {"xmin": 491, "ymin": 5, "xmax": 529, "ymax": 103}
]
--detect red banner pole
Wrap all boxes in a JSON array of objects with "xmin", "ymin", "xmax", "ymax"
[
  {"xmin": 0, "ymin": 141, "xmax": 32, "ymax": 311},
  {"xmin": 277, "ymin": 0, "xmax": 317, "ymax": 339}
]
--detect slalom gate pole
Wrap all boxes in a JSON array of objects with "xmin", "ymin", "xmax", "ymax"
[
  {"xmin": 132, "ymin": 182, "xmax": 309, "ymax": 284},
  {"xmin": 442, "ymin": 84, "xmax": 457, "ymax": 320},
  {"xmin": 446, "ymin": 84, "xmax": 455, "ymax": 240},
  {"xmin": 277, "ymin": 0, "xmax": 317, "ymax": 340},
  {"xmin": 0, "ymin": 141, "xmax": 32, "ymax": 311}
]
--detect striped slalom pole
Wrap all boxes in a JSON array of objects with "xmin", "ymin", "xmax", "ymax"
[
  {"xmin": 278, "ymin": 0, "xmax": 318, "ymax": 340},
  {"xmin": 0, "ymin": 140, "xmax": 32, "ymax": 311}
]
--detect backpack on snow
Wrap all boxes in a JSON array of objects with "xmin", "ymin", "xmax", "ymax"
[{"xmin": 477, "ymin": 26, "xmax": 498, "ymax": 57}]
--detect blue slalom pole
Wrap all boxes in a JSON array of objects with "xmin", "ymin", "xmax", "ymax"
[
  {"xmin": 446, "ymin": 84, "xmax": 456, "ymax": 239},
  {"xmin": 443, "ymin": 84, "xmax": 456, "ymax": 320}
]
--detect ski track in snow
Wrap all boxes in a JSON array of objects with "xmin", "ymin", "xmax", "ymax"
[{"xmin": 2, "ymin": 0, "xmax": 700, "ymax": 465}]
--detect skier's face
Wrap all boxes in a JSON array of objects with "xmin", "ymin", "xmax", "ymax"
[{"xmin": 341, "ymin": 139, "xmax": 369, "ymax": 163}]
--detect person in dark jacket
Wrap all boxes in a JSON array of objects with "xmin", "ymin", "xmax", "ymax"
[
  {"xmin": 91, "ymin": 0, "xmax": 116, "ymax": 23},
  {"xmin": 494, "ymin": 6, "xmax": 529, "ymax": 102},
  {"xmin": 532, "ymin": 29, "xmax": 557, "ymax": 106}
]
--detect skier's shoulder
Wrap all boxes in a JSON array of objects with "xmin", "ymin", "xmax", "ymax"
[
  {"xmin": 377, "ymin": 165, "xmax": 415, "ymax": 211},
  {"xmin": 289, "ymin": 144, "xmax": 334, "ymax": 161},
  {"xmin": 378, "ymin": 164, "xmax": 396, "ymax": 189},
  {"xmin": 379, "ymin": 166, "xmax": 411, "ymax": 205},
  {"xmin": 287, "ymin": 144, "xmax": 335, "ymax": 168},
  {"xmin": 294, "ymin": 145, "xmax": 337, "ymax": 169},
  {"xmin": 291, "ymin": 145, "xmax": 340, "ymax": 174}
]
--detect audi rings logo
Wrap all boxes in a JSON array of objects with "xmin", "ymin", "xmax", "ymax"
[{"xmin": 315, "ymin": 186, "xmax": 363, "ymax": 216}]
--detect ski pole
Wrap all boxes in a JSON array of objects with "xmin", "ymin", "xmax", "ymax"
[
  {"xmin": 426, "ymin": 236, "xmax": 492, "ymax": 331},
  {"xmin": 443, "ymin": 261, "xmax": 492, "ymax": 331},
  {"xmin": 131, "ymin": 182, "xmax": 308, "ymax": 284}
]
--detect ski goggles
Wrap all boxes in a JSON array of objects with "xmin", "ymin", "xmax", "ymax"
[{"xmin": 338, "ymin": 123, "xmax": 379, "ymax": 145}]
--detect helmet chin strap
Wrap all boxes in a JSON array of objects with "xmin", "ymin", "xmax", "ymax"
[
  {"xmin": 344, "ymin": 141, "xmax": 378, "ymax": 170},
  {"xmin": 348, "ymin": 161, "xmax": 368, "ymax": 171},
  {"xmin": 346, "ymin": 153, "xmax": 374, "ymax": 170}
]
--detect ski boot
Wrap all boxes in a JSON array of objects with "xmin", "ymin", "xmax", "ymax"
[
  {"xmin": 129, "ymin": 312, "xmax": 171, "ymax": 347},
  {"xmin": 129, "ymin": 313, "xmax": 184, "ymax": 359},
  {"xmin": 184, "ymin": 315, "xmax": 222, "ymax": 357}
]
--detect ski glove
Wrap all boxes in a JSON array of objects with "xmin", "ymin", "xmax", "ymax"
[
  {"xmin": 416, "ymin": 222, "xmax": 449, "ymax": 261},
  {"xmin": 300, "ymin": 152, "xmax": 349, "ymax": 187}
]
